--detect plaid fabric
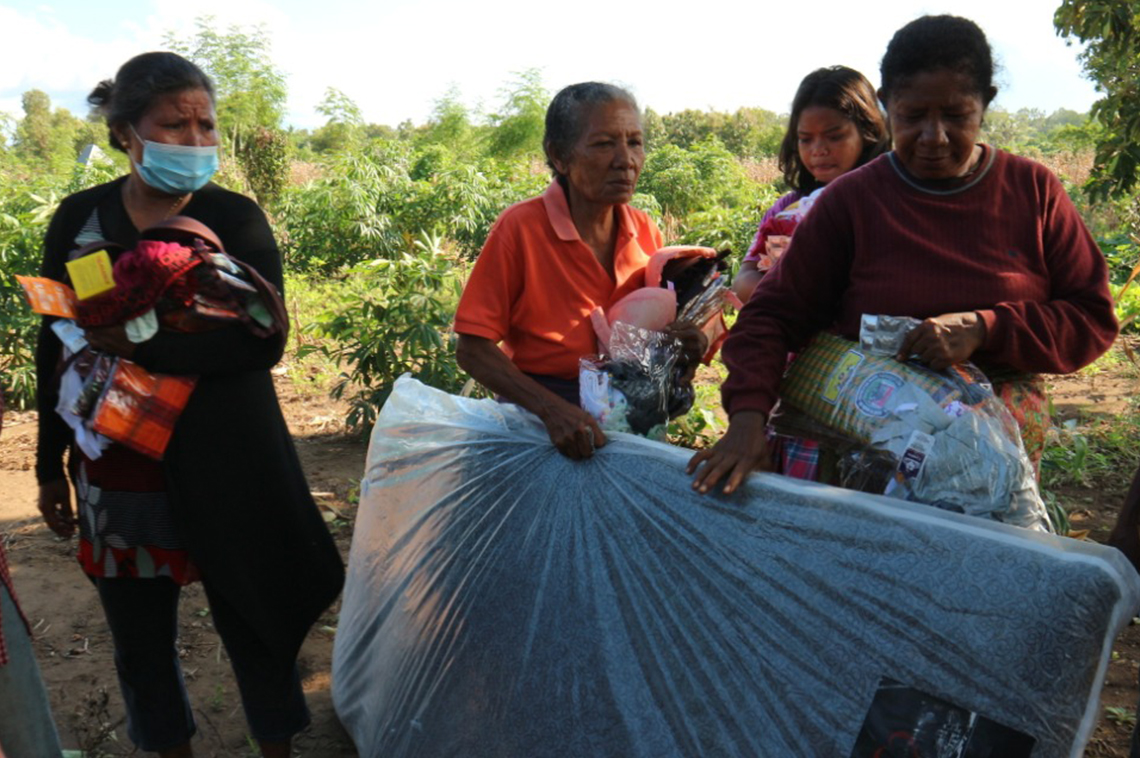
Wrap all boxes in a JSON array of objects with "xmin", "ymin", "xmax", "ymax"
[
  {"xmin": 779, "ymin": 332, "xmax": 966, "ymax": 443},
  {"xmin": 780, "ymin": 437, "xmax": 821, "ymax": 481},
  {"xmin": 91, "ymin": 360, "xmax": 197, "ymax": 460}
]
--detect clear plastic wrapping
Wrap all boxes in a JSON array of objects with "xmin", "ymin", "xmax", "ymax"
[
  {"xmin": 776, "ymin": 329, "xmax": 1051, "ymax": 531},
  {"xmin": 579, "ymin": 322, "xmax": 686, "ymax": 440},
  {"xmin": 331, "ymin": 377, "xmax": 1140, "ymax": 758}
]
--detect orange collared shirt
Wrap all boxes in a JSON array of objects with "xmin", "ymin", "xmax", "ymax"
[{"xmin": 455, "ymin": 180, "xmax": 663, "ymax": 379}]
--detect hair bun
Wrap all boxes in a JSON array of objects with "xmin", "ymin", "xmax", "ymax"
[{"xmin": 87, "ymin": 79, "xmax": 115, "ymax": 111}]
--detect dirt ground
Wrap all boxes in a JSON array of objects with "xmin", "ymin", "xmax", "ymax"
[
  {"xmin": 1, "ymin": 364, "xmax": 1139, "ymax": 756},
  {"xmin": 0, "ymin": 368, "xmax": 363, "ymax": 757}
]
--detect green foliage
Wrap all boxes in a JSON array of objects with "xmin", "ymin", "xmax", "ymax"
[
  {"xmin": 1055, "ymin": 1, "xmax": 1140, "ymax": 200},
  {"xmin": 652, "ymin": 107, "xmax": 786, "ymax": 160},
  {"xmin": 1099, "ymin": 231, "xmax": 1140, "ymax": 331},
  {"xmin": 310, "ymin": 88, "xmax": 367, "ymax": 156},
  {"xmin": 422, "ymin": 85, "xmax": 478, "ymax": 153},
  {"xmin": 486, "ymin": 69, "xmax": 548, "ymax": 159},
  {"xmin": 278, "ymin": 146, "xmax": 408, "ymax": 270},
  {"xmin": 302, "ymin": 232, "xmax": 467, "ymax": 432},
  {"xmin": 8, "ymin": 90, "xmax": 104, "ymax": 176},
  {"xmin": 1106, "ymin": 706, "xmax": 1138, "ymax": 728},
  {"xmin": 165, "ymin": 16, "xmax": 287, "ymax": 140},
  {"xmin": 639, "ymin": 136, "xmax": 760, "ymax": 219},
  {"xmin": 317, "ymin": 87, "xmax": 364, "ymax": 127},
  {"xmin": 672, "ymin": 188, "xmax": 779, "ymax": 263},
  {"xmin": 165, "ymin": 17, "xmax": 291, "ymax": 207},
  {"xmin": 0, "ymin": 161, "xmax": 118, "ymax": 408},
  {"xmin": 279, "ymin": 136, "xmax": 547, "ymax": 271},
  {"xmin": 0, "ymin": 184, "xmax": 59, "ymax": 407},
  {"xmin": 668, "ymin": 380, "xmax": 727, "ymax": 449},
  {"xmin": 979, "ymin": 106, "xmax": 1102, "ymax": 155},
  {"xmin": 235, "ymin": 125, "xmax": 288, "ymax": 207},
  {"xmin": 1043, "ymin": 411, "xmax": 1140, "ymax": 491}
]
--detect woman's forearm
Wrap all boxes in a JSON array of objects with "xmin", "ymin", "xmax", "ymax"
[
  {"xmin": 455, "ymin": 334, "xmax": 568, "ymax": 422},
  {"xmin": 456, "ymin": 333, "xmax": 606, "ymax": 459}
]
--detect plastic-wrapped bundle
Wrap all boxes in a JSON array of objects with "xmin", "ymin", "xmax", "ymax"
[
  {"xmin": 332, "ymin": 377, "xmax": 1139, "ymax": 758},
  {"xmin": 775, "ymin": 331, "xmax": 1051, "ymax": 531},
  {"xmin": 579, "ymin": 322, "xmax": 687, "ymax": 439}
]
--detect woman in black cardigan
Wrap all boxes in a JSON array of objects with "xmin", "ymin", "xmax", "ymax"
[{"xmin": 34, "ymin": 52, "xmax": 343, "ymax": 758}]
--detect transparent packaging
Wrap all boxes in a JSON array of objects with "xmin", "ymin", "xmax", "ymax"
[
  {"xmin": 332, "ymin": 377, "xmax": 1140, "ymax": 758},
  {"xmin": 579, "ymin": 322, "xmax": 684, "ymax": 440},
  {"xmin": 775, "ymin": 329, "xmax": 1052, "ymax": 531}
]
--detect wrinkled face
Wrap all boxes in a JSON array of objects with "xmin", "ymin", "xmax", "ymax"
[
  {"xmin": 796, "ymin": 105, "xmax": 865, "ymax": 185},
  {"xmin": 553, "ymin": 100, "xmax": 645, "ymax": 207},
  {"xmin": 885, "ymin": 69, "xmax": 985, "ymax": 181},
  {"xmin": 114, "ymin": 87, "xmax": 218, "ymax": 160}
]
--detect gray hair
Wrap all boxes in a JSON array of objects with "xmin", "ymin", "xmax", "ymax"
[{"xmin": 543, "ymin": 82, "xmax": 640, "ymax": 176}]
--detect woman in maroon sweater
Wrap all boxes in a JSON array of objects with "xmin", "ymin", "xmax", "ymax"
[{"xmin": 690, "ymin": 14, "xmax": 1117, "ymax": 494}]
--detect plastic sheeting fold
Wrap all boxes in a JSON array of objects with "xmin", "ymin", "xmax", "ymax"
[{"xmin": 332, "ymin": 376, "xmax": 1140, "ymax": 757}]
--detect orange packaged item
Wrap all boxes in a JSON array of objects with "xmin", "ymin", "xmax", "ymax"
[
  {"xmin": 91, "ymin": 360, "xmax": 197, "ymax": 460},
  {"xmin": 15, "ymin": 276, "xmax": 78, "ymax": 318}
]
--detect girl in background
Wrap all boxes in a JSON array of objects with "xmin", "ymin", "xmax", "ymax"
[
  {"xmin": 731, "ymin": 66, "xmax": 889, "ymax": 303},
  {"xmin": 730, "ymin": 66, "xmax": 889, "ymax": 481}
]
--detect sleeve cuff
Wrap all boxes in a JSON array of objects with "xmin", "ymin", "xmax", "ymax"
[
  {"xmin": 722, "ymin": 392, "xmax": 775, "ymax": 420},
  {"xmin": 976, "ymin": 309, "xmax": 999, "ymax": 352},
  {"xmin": 453, "ymin": 322, "xmax": 505, "ymax": 343}
]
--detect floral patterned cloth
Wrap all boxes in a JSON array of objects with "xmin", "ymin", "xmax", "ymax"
[
  {"xmin": 990, "ymin": 372, "xmax": 1050, "ymax": 479},
  {"xmin": 75, "ymin": 444, "xmax": 198, "ymax": 585}
]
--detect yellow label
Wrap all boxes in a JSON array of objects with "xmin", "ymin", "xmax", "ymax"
[
  {"xmin": 65, "ymin": 251, "xmax": 116, "ymax": 299},
  {"xmin": 821, "ymin": 350, "xmax": 865, "ymax": 404}
]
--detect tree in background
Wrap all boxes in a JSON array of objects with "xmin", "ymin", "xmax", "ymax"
[
  {"xmin": 311, "ymin": 87, "xmax": 367, "ymax": 155},
  {"xmin": 165, "ymin": 16, "xmax": 290, "ymax": 206},
  {"xmin": 647, "ymin": 107, "xmax": 785, "ymax": 161},
  {"xmin": 420, "ymin": 85, "xmax": 481, "ymax": 159},
  {"xmin": 486, "ymin": 69, "xmax": 547, "ymax": 160},
  {"xmin": 1055, "ymin": 1, "xmax": 1140, "ymax": 199},
  {"xmin": 9, "ymin": 90, "xmax": 104, "ymax": 176}
]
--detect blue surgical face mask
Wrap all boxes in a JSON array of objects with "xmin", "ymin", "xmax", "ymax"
[{"xmin": 130, "ymin": 125, "xmax": 219, "ymax": 194}]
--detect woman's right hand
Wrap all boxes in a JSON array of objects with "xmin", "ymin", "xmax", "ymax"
[
  {"xmin": 538, "ymin": 400, "xmax": 608, "ymax": 460},
  {"xmin": 687, "ymin": 411, "xmax": 772, "ymax": 494},
  {"xmin": 38, "ymin": 479, "xmax": 75, "ymax": 538}
]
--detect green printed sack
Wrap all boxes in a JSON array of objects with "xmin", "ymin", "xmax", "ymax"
[{"xmin": 779, "ymin": 332, "xmax": 966, "ymax": 443}]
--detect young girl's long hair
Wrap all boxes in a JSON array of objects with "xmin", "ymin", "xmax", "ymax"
[{"xmin": 778, "ymin": 66, "xmax": 889, "ymax": 194}]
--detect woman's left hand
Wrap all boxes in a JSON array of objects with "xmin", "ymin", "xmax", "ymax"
[
  {"xmin": 85, "ymin": 325, "xmax": 136, "ymax": 359},
  {"xmin": 897, "ymin": 311, "xmax": 986, "ymax": 370},
  {"xmin": 664, "ymin": 320, "xmax": 709, "ymax": 366}
]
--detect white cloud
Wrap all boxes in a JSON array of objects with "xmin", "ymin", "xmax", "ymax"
[{"xmin": 0, "ymin": 0, "xmax": 1099, "ymax": 130}]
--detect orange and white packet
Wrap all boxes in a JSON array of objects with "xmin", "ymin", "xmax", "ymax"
[{"xmin": 15, "ymin": 276, "xmax": 78, "ymax": 318}]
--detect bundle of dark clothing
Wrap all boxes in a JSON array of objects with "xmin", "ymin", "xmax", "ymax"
[{"xmin": 581, "ymin": 249, "xmax": 734, "ymax": 438}]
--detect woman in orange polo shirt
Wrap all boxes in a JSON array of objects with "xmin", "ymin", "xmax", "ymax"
[{"xmin": 455, "ymin": 82, "xmax": 702, "ymax": 460}]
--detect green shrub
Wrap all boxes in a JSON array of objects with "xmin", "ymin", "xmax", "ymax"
[{"xmin": 301, "ymin": 231, "xmax": 467, "ymax": 432}]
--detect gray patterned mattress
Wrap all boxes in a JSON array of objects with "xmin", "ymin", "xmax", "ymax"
[{"xmin": 332, "ymin": 378, "xmax": 1140, "ymax": 757}]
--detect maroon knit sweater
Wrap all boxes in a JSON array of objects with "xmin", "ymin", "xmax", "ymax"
[{"xmin": 722, "ymin": 147, "xmax": 1118, "ymax": 417}]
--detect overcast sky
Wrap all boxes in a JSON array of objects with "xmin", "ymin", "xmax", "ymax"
[{"xmin": 1, "ymin": 0, "xmax": 1099, "ymax": 131}]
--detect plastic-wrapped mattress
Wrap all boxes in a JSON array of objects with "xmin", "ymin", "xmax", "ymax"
[{"xmin": 332, "ymin": 377, "xmax": 1140, "ymax": 757}]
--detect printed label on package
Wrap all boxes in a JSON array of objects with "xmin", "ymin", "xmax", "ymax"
[
  {"xmin": 849, "ymin": 677, "xmax": 1035, "ymax": 757},
  {"xmin": 854, "ymin": 372, "xmax": 906, "ymax": 418},
  {"xmin": 822, "ymin": 350, "xmax": 865, "ymax": 405},
  {"xmin": 884, "ymin": 430, "xmax": 935, "ymax": 497}
]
